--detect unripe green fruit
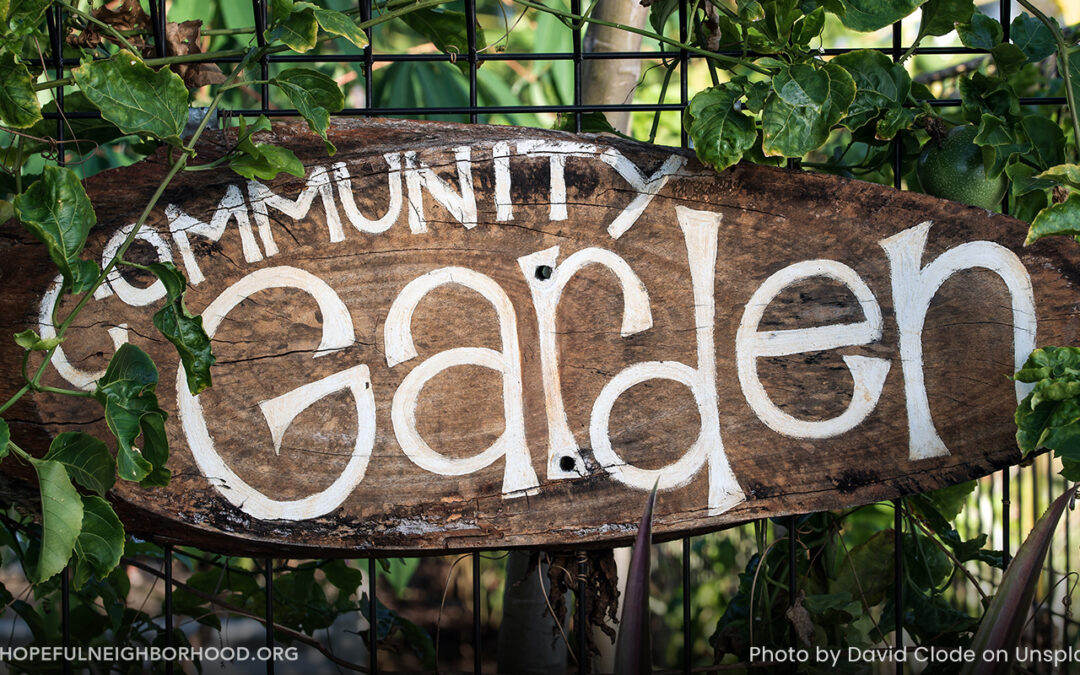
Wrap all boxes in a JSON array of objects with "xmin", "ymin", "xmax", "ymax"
[{"xmin": 916, "ymin": 125, "xmax": 1007, "ymax": 210}]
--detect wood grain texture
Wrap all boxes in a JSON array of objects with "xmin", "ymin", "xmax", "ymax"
[{"xmin": 1, "ymin": 118, "xmax": 1076, "ymax": 556}]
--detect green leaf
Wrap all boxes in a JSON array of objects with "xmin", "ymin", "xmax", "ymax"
[
  {"xmin": 904, "ymin": 530, "xmax": 951, "ymax": 591},
  {"xmin": 1025, "ymin": 193, "xmax": 1080, "ymax": 245},
  {"xmin": 837, "ymin": 0, "xmax": 926, "ymax": 32},
  {"xmin": 958, "ymin": 73, "xmax": 1019, "ymax": 125},
  {"xmin": 919, "ymin": 480, "xmax": 976, "ymax": 522},
  {"xmin": 14, "ymin": 166, "xmax": 97, "ymax": 293},
  {"xmin": 72, "ymin": 495, "xmax": 124, "ymax": 590},
  {"xmin": 761, "ymin": 62, "xmax": 855, "ymax": 158},
  {"xmin": 991, "ymin": 43, "xmax": 1028, "ymax": 77},
  {"xmin": 1011, "ymin": 13, "xmax": 1057, "ymax": 62},
  {"xmin": 296, "ymin": 3, "xmax": 368, "ymax": 49},
  {"xmin": 793, "ymin": 7, "xmax": 826, "ymax": 46},
  {"xmin": 834, "ymin": 529, "xmax": 893, "ymax": 605},
  {"xmin": 230, "ymin": 144, "xmax": 304, "ymax": 180},
  {"xmin": 72, "ymin": 50, "xmax": 189, "ymax": 144},
  {"xmin": 687, "ymin": 83, "xmax": 757, "ymax": 172},
  {"xmin": 0, "ymin": 418, "xmax": 9, "ymax": 461},
  {"xmin": 832, "ymin": 49, "xmax": 910, "ymax": 132},
  {"xmin": 0, "ymin": 51, "xmax": 42, "ymax": 128},
  {"xmin": 323, "ymin": 559, "xmax": 364, "ymax": 593},
  {"xmin": 398, "ymin": 7, "xmax": 486, "ymax": 73},
  {"xmin": 1007, "ymin": 162, "xmax": 1056, "ymax": 196},
  {"xmin": 43, "ymin": 432, "xmax": 115, "ymax": 496},
  {"xmin": 916, "ymin": 0, "xmax": 974, "ymax": 39},
  {"xmin": 149, "ymin": 262, "xmax": 215, "ymax": 395},
  {"xmin": 267, "ymin": 0, "xmax": 318, "ymax": 52},
  {"xmin": 5, "ymin": 0, "xmax": 50, "ymax": 35},
  {"xmin": 270, "ymin": 68, "xmax": 344, "ymax": 155},
  {"xmin": 552, "ymin": 110, "xmax": 621, "ymax": 135},
  {"xmin": 29, "ymin": 457, "xmax": 82, "ymax": 584},
  {"xmin": 14, "ymin": 328, "xmax": 62, "ymax": 351},
  {"xmin": 974, "ymin": 113, "xmax": 1012, "ymax": 147},
  {"xmin": 957, "ymin": 12, "xmax": 1002, "ymax": 50},
  {"xmin": 1038, "ymin": 164, "xmax": 1080, "ymax": 190},
  {"xmin": 229, "ymin": 115, "xmax": 305, "ymax": 180},
  {"xmin": 93, "ymin": 344, "xmax": 169, "ymax": 484},
  {"xmin": 1021, "ymin": 115, "xmax": 1065, "ymax": 170}
]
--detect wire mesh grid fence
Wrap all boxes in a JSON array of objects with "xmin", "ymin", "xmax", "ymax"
[{"xmin": 5, "ymin": 0, "xmax": 1077, "ymax": 672}]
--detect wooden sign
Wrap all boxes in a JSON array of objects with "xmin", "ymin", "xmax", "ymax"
[{"xmin": 1, "ymin": 119, "xmax": 1076, "ymax": 556}]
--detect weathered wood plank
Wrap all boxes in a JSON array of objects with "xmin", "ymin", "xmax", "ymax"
[{"xmin": 1, "ymin": 118, "xmax": 1076, "ymax": 556}]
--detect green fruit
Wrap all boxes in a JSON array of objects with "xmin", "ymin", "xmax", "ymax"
[{"xmin": 916, "ymin": 125, "xmax": 1007, "ymax": 210}]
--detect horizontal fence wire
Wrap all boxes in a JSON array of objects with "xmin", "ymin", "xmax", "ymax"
[{"xmin": 24, "ymin": 0, "xmax": 1077, "ymax": 672}]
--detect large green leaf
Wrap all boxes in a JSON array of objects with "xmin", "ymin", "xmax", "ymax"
[
  {"xmin": 29, "ymin": 457, "xmax": 82, "ymax": 583},
  {"xmin": 271, "ymin": 68, "xmax": 344, "ymax": 155},
  {"xmin": 687, "ymin": 83, "xmax": 757, "ymax": 172},
  {"xmin": 72, "ymin": 495, "xmax": 124, "ymax": 590},
  {"xmin": 1024, "ymin": 193, "xmax": 1080, "ymax": 245},
  {"xmin": 916, "ymin": 0, "xmax": 974, "ymax": 39},
  {"xmin": 837, "ymin": 0, "xmax": 926, "ymax": 32},
  {"xmin": 43, "ymin": 432, "xmax": 115, "ymax": 496},
  {"xmin": 0, "ymin": 417, "xmax": 9, "ymax": 461},
  {"xmin": 72, "ymin": 50, "xmax": 189, "ymax": 144},
  {"xmin": 832, "ymin": 49, "xmax": 910, "ymax": 132},
  {"xmin": 149, "ymin": 261, "xmax": 215, "ymax": 395},
  {"xmin": 14, "ymin": 166, "xmax": 98, "ymax": 293},
  {"xmin": 761, "ymin": 62, "xmax": 855, "ymax": 157},
  {"xmin": 1011, "ymin": 13, "xmax": 1056, "ymax": 62},
  {"xmin": 92, "ymin": 344, "xmax": 169, "ymax": 485},
  {"xmin": 0, "ymin": 51, "xmax": 41, "ymax": 128}
]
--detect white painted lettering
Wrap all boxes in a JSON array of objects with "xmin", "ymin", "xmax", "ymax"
[
  {"xmin": 881, "ymin": 221, "xmax": 1036, "ymax": 460},
  {"xmin": 517, "ymin": 245, "xmax": 652, "ymax": 479},
  {"xmin": 94, "ymin": 223, "xmax": 174, "ymax": 306},
  {"xmin": 384, "ymin": 267, "xmax": 539, "ymax": 496},
  {"xmin": 589, "ymin": 206, "xmax": 744, "ymax": 515},
  {"xmin": 167, "ymin": 183, "xmax": 259, "ymax": 285},
  {"xmin": 736, "ymin": 260, "xmax": 890, "ymax": 438},
  {"xmin": 247, "ymin": 165, "xmax": 343, "ymax": 257},
  {"xmin": 333, "ymin": 155, "xmax": 403, "ymax": 234},
  {"xmin": 404, "ymin": 146, "xmax": 477, "ymax": 233},
  {"xmin": 177, "ymin": 266, "xmax": 369, "ymax": 520}
]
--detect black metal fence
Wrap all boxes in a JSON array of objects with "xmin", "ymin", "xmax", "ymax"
[{"xmin": 20, "ymin": 0, "xmax": 1079, "ymax": 672}]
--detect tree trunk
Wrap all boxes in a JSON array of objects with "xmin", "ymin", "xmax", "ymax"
[{"xmin": 581, "ymin": 0, "xmax": 650, "ymax": 134}]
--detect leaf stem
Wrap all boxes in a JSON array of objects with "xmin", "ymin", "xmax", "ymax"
[
  {"xmin": 1018, "ymin": 0, "xmax": 1080, "ymax": 158},
  {"xmin": 511, "ymin": 0, "xmax": 771, "ymax": 75}
]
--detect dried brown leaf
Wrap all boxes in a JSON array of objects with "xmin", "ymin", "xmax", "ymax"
[
  {"xmin": 68, "ymin": 0, "xmax": 150, "ymax": 49},
  {"xmin": 785, "ymin": 591, "xmax": 815, "ymax": 647},
  {"xmin": 163, "ymin": 20, "xmax": 226, "ymax": 89}
]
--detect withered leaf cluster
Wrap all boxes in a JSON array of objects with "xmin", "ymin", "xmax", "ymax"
[{"xmin": 67, "ymin": 0, "xmax": 225, "ymax": 88}]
